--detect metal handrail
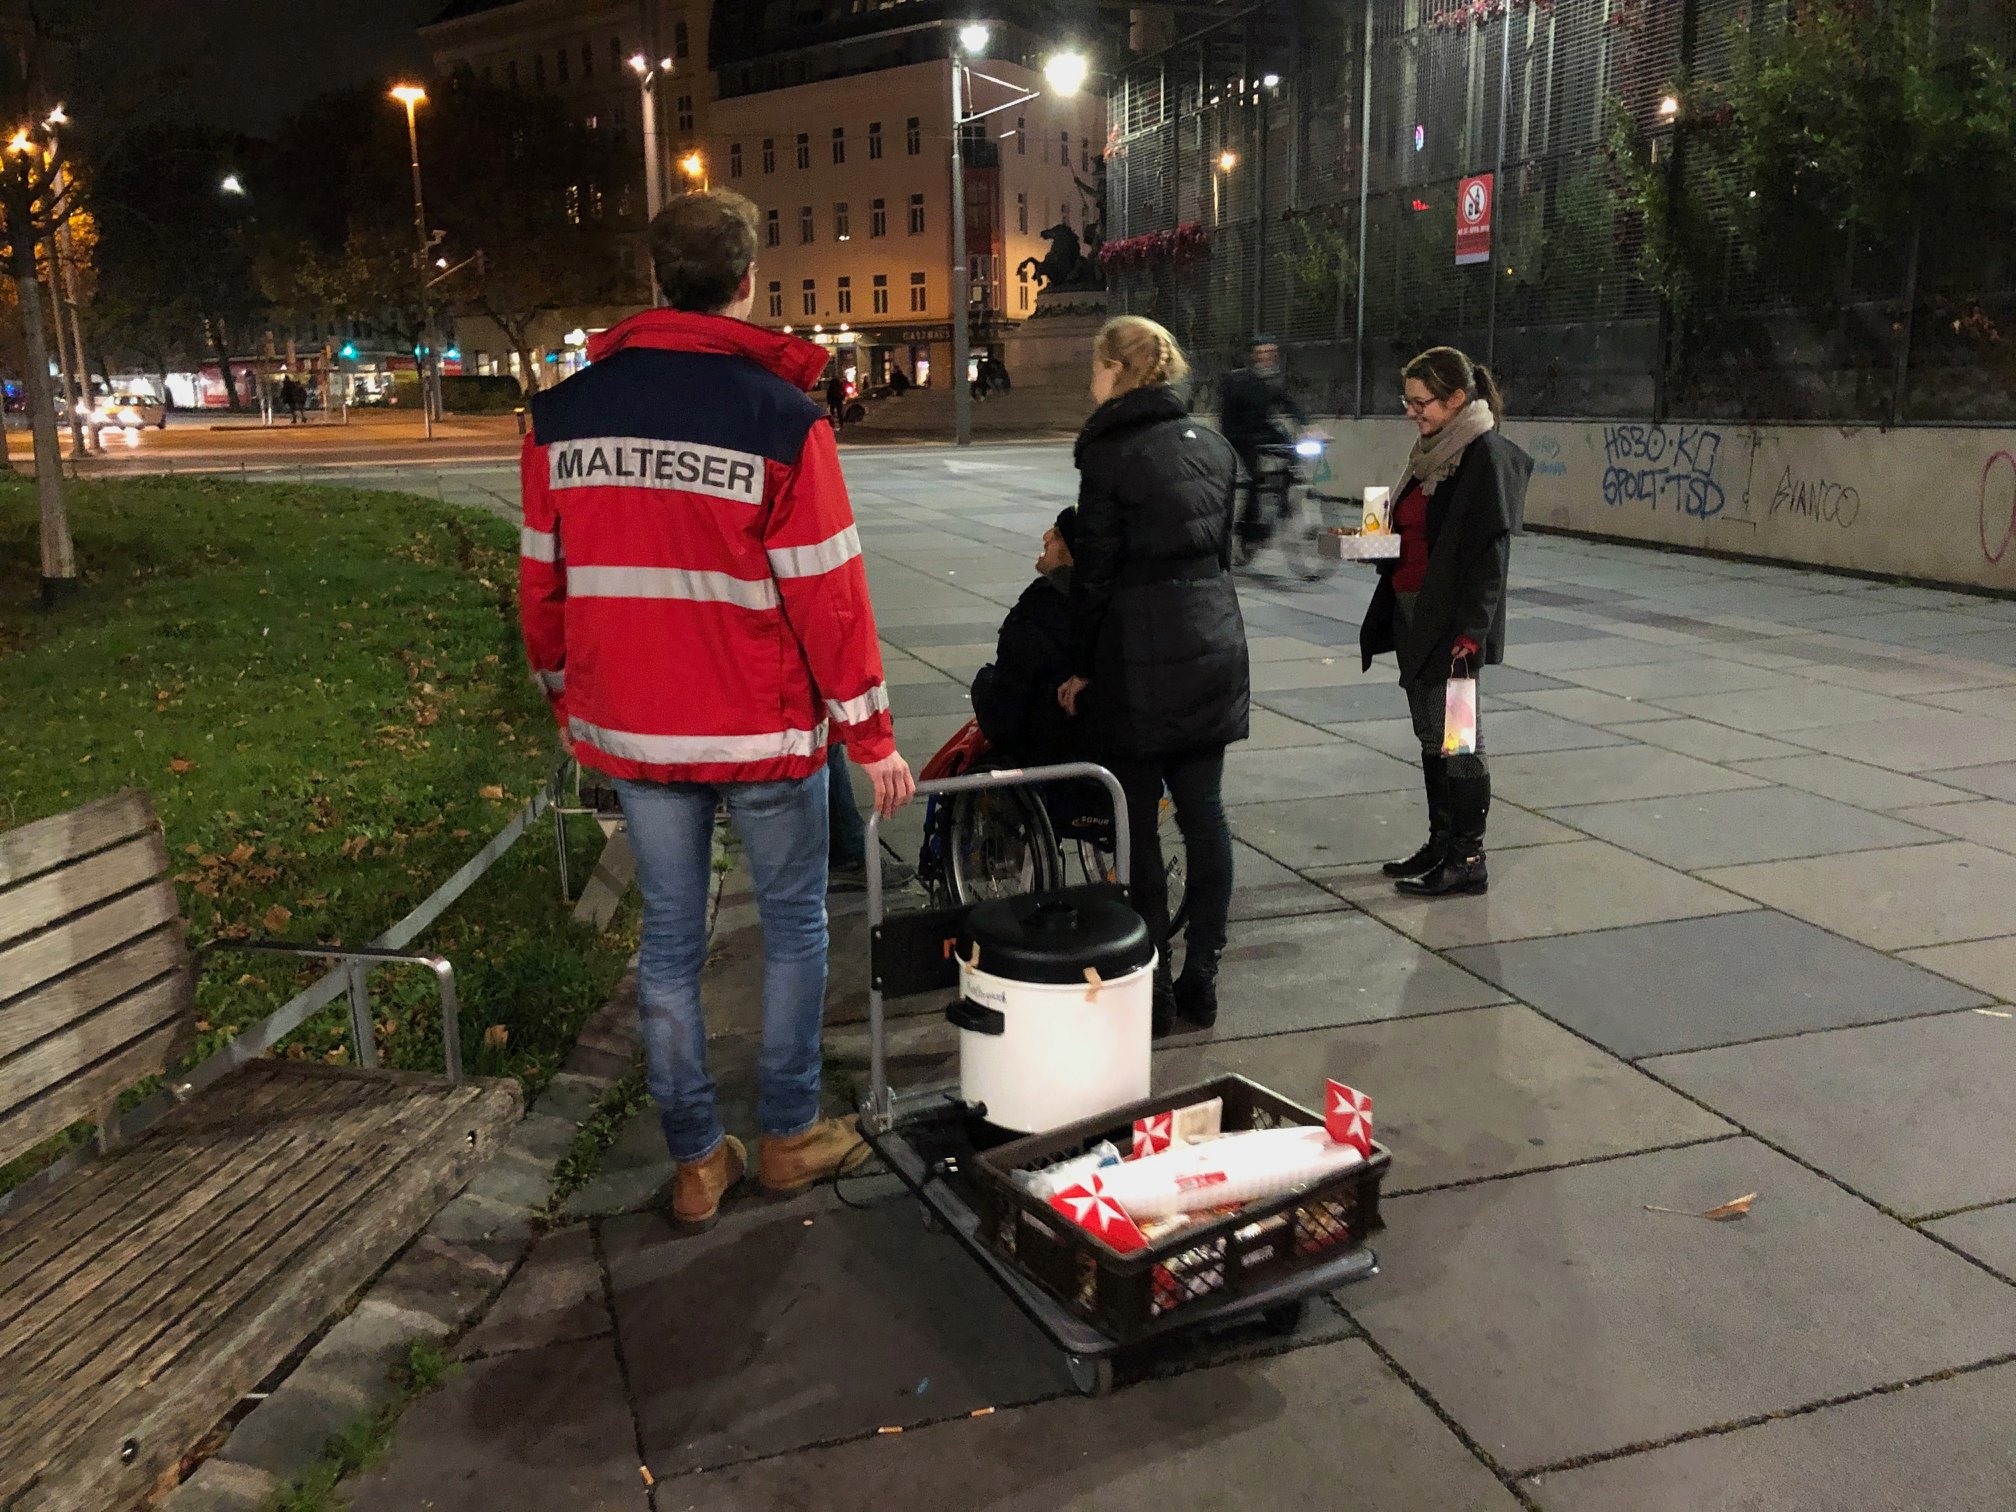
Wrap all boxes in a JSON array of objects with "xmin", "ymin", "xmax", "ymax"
[
  {"xmin": 195, "ymin": 943, "xmax": 462, "ymax": 1083},
  {"xmin": 860, "ymin": 761, "xmax": 1130, "ymax": 1133}
]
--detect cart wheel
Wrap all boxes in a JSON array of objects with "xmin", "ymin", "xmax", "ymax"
[
  {"xmin": 1065, "ymin": 1353, "xmax": 1114, "ymax": 1398},
  {"xmin": 1262, "ymin": 1299, "xmax": 1307, "ymax": 1336}
]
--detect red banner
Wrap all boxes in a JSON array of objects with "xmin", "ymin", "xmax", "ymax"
[{"xmin": 1455, "ymin": 173, "xmax": 1494, "ymax": 267}]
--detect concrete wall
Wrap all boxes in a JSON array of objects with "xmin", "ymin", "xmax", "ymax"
[{"xmin": 1312, "ymin": 417, "xmax": 2016, "ymax": 595}]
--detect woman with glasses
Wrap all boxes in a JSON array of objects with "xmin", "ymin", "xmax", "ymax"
[{"xmin": 1359, "ymin": 347, "xmax": 1531, "ymax": 897}]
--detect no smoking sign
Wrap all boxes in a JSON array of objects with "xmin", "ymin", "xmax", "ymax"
[{"xmin": 1455, "ymin": 172, "xmax": 1494, "ymax": 266}]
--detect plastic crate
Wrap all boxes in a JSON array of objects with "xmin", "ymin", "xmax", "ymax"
[{"xmin": 972, "ymin": 1076, "xmax": 1389, "ymax": 1344}]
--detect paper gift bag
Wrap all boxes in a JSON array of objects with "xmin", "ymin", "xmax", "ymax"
[
  {"xmin": 1442, "ymin": 677, "xmax": 1478, "ymax": 757},
  {"xmin": 1361, "ymin": 485, "xmax": 1391, "ymax": 535}
]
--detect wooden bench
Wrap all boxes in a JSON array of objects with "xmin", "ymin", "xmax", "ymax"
[{"xmin": 0, "ymin": 792, "xmax": 521, "ymax": 1512}]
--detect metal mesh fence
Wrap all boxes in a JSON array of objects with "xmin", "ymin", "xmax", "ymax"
[{"xmin": 1105, "ymin": 0, "xmax": 2016, "ymax": 424}]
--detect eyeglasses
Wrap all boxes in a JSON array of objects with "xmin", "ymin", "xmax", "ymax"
[{"xmin": 1401, "ymin": 396, "xmax": 1434, "ymax": 416}]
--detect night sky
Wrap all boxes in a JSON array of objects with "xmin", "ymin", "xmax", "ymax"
[{"xmin": 88, "ymin": 0, "xmax": 440, "ymax": 134}]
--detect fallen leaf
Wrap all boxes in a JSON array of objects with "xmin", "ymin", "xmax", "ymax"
[
  {"xmin": 261, "ymin": 904, "xmax": 292, "ymax": 932},
  {"xmin": 1645, "ymin": 1191, "xmax": 1758, "ymax": 1222},
  {"xmin": 168, "ymin": 757, "xmax": 195, "ymax": 774},
  {"xmin": 480, "ymin": 784, "xmax": 505, "ymax": 800},
  {"xmin": 183, "ymin": 843, "xmax": 203, "ymax": 856},
  {"xmin": 229, "ymin": 843, "xmax": 256, "ymax": 865},
  {"xmin": 482, "ymin": 1024, "xmax": 509, "ymax": 1049},
  {"xmin": 340, "ymin": 835, "xmax": 369, "ymax": 860}
]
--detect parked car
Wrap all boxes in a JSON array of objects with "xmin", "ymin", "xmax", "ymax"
[{"xmin": 89, "ymin": 394, "xmax": 169, "ymax": 431}]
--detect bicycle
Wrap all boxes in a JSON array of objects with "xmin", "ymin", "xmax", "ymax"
[
  {"xmin": 913, "ymin": 720, "xmax": 1189, "ymax": 930},
  {"xmin": 1231, "ymin": 438, "xmax": 1344, "ymax": 584}
]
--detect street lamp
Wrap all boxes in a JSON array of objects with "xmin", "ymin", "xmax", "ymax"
[
  {"xmin": 949, "ymin": 27, "xmax": 1091, "ymax": 446},
  {"xmin": 389, "ymin": 84, "xmax": 437, "ymax": 439},
  {"xmin": 1214, "ymin": 150, "xmax": 1236, "ymax": 224},
  {"xmin": 629, "ymin": 53, "xmax": 675, "ymax": 225},
  {"xmin": 220, "ymin": 172, "xmax": 245, "ymax": 195},
  {"xmin": 678, "ymin": 150, "xmax": 707, "ymax": 191}
]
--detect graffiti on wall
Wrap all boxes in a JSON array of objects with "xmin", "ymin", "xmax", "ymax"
[
  {"xmin": 1982, "ymin": 451, "xmax": 2016, "ymax": 566},
  {"xmin": 1600, "ymin": 425, "xmax": 1727, "ymax": 519},
  {"xmin": 1768, "ymin": 467, "xmax": 1861, "ymax": 529}
]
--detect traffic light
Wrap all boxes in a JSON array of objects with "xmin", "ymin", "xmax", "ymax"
[{"xmin": 338, "ymin": 343, "xmax": 358, "ymax": 360}]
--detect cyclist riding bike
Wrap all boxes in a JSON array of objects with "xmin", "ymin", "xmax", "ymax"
[{"xmin": 1220, "ymin": 334, "xmax": 1312, "ymax": 548}]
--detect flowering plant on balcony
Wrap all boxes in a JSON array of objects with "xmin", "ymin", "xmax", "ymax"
[
  {"xmin": 1427, "ymin": 0, "xmax": 1554, "ymax": 32},
  {"xmin": 1097, "ymin": 223, "xmax": 1212, "ymax": 272}
]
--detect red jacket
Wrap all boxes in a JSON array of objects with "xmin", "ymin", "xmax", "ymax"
[{"xmin": 519, "ymin": 310, "xmax": 894, "ymax": 785}]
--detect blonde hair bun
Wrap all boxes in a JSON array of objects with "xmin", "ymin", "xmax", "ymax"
[{"xmin": 1095, "ymin": 315, "xmax": 1191, "ymax": 395}]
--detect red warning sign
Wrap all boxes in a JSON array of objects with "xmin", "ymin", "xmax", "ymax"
[{"xmin": 1455, "ymin": 173, "xmax": 1493, "ymax": 267}]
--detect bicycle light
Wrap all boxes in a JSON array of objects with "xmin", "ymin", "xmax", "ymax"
[{"xmin": 1295, "ymin": 438, "xmax": 1324, "ymax": 458}]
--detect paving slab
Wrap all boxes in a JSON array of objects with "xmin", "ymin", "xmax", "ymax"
[
  {"xmin": 1501, "ymin": 638, "xmax": 1699, "ymax": 673},
  {"xmin": 1645, "ymin": 1012, "xmax": 2016, "ymax": 1217},
  {"xmin": 343, "ymin": 1335, "xmax": 643, "ymax": 1511},
  {"xmin": 1726, "ymin": 752, "xmax": 1974, "ymax": 811},
  {"xmin": 1776, "ymin": 710, "xmax": 2016, "ymax": 774},
  {"xmin": 1924, "ymin": 1202, "xmax": 2016, "ymax": 1281},
  {"xmin": 1449, "ymin": 912, "xmax": 1984, "ymax": 1058},
  {"xmin": 605, "ymin": 1190, "xmax": 1068, "ymax": 1476},
  {"xmin": 1247, "ymin": 657, "xmax": 1367, "ymax": 692},
  {"xmin": 1174, "ymin": 912, "xmax": 1508, "ymax": 1043},
  {"xmin": 1342, "ymin": 1139, "xmax": 2016, "ymax": 1475},
  {"xmin": 1499, "ymin": 687, "xmax": 1676, "ymax": 728},
  {"xmin": 457, "ymin": 1224, "xmax": 611, "ymax": 1359},
  {"xmin": 1243, "ymin": 634, "xmax": 1339, "ymax": 662},
  {"xmin": 1910, "ymin": 684, "xmax": 2016, "ymax": 721},
  {"xmin": 669, "ymin": 1339, "xmax": 1521, "ymax": 1512},
  {"xmin": 1546, "ymin": 786, "xmax": 1943, "ymax": 870},
  {"xmin": 1599, "ymin": 716, "xmax": 1809, "ymax": 764},
  {"xmin": 1225, "ymin": 839, "xmax": 1349, "ymax": 923},
  {"xmin": 1219, "ymin": 741, "xmax": 1419, "ymax": 805},
  {"xmin": 1700, "ymin": 841, "xmax": 2016, "ymax": 950},
  {"xmin": 1486, "ymin": 746, "xmax": 1770, "ymax": 809},
  {"xmin": 1157, "ymin": 1005, "xmax": 1730, "ymax": 1193},
  {"xmin": 1647, "ymin": 683, "xmax": 1922, "ymax": 733},
  {"xmin": 890, "ymin": 679, "xmax": 980, "ymax": 717},
  {"xmin": 1892, "ymin": 798, "xmax": 2016, "ymax": 854},
  {"xmin": 1341, "ymin": 710, "xmax": 1637, "ymax": 763},
  {"xmin": 1937, "ymin": 760, "xmax": 2016, "ymax": 802},
  {"xmin": 1899, "ymin": 934, "xmax": 2016, "ymax": 999},
  {"xmin": 1255, "ymin": 681, "xmax": 1416, "ymax": 725},
  {"xmin": 1234, "ymin": 707, "xmax": 1347, "ymax": 751},
  {"xmin": 1558, "ymin": 658, "xmax": 1799, "ymax": 700},
  {"xmin": 1527, "ymin": 1360, "xmax": 2016, "ymax": 1512},
  {"xmin": 1235, "ymin": 790, "xmax": 1574, "ymax": 872},
  {"xmin": 1332, "ymin": 839, "xmax": 1754, "ymax": 950}
]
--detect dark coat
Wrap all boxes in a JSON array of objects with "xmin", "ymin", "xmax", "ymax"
[
  {"xmin": 1217, "ymin": 366, "xmax": 1309, "ymax": 457},
  {"xmin": 1360, "ymin": 429, "xmax": 1532, "ymax": 683},
  {"xmin": 1070, "ymin": 385, "xmax": 1250, "ymax": 758},
  {"xmin": 971, "ymin": 569, "xmax": 1075, "ymax": 764}
]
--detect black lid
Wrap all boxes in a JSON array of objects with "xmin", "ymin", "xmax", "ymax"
[{"xmin": 959, "ymin": 895, "xmax": 1154, "ymax": 986}]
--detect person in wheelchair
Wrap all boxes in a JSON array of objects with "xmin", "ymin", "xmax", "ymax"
[{"xmin": 970, "ymin": 507, "xmax": 1078, "ymax": 767}]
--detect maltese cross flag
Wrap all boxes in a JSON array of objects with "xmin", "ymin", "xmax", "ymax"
[
  {"xmin": 1048, "ymin": 1174, "xmax": 1151, "ymax": 1254},
  {"xmin": 1325, "ymin": 1080, "xmax": 1374, "ymax": 1157},
  {"xmin": 1132, "ymin": 1111, "xmax": 1174, "ymax": 1159}
]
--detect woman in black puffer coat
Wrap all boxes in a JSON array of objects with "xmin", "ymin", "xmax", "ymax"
[{"xmin": 1058, "ymin": 316, "xmax": 1249, "ymax": 1035}]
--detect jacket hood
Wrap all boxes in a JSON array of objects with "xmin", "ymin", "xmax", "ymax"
[
  {"xmin": 1074, "ymin": 383, "xmax": 1190, "ymax": 462},
  {"xmin": 588, "ymin": 309, "xmax": 828, "ymax": 391}
]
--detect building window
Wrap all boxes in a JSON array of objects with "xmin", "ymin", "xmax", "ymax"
[
  {"xmin": 1083, "ymin": 138, "xmax": 1093, "ymax": 172},
  {"xmin": 837, "ymin": 276, "xmax": 852, "ymax": 314},
  {"xmin": 908, "ymin": 193, "xmax": 925, "ymax": 234},
  {"xmin": 909, "ymin": 270, "xmax": 927, "ymax": 313},
  {"xmin": 730, "ymin": 142, "xmax": 742, "ymax": 177},
  {"xmin": 1062, "ymin": 202, "xmax": 1071, "ymax": 228},
  {"xmin": 677, "ymin": 95, "xmax": 694, "ymax": 133},
  {"xmin": 556, "ymin": 48, "xmax": 569, "ymax": 83},
  {"xmin": 906, "ymin": 116, "xmax": 920, "ymax": 154},
  {"xmin": 582, "ymin": 42, "xmax": 592, "ymax": 78},
  {"xmin": 762, "ymin": 138, "xmax": 775, "ymax": 173},
  {"xmin": 1016, "ymin": 192, "xmax": 1028, "ymax": 234},
  {"xmin": 795, "ymin": 132, "xmax": 810, "ymax": 169},
  {"xmin": 1016, "ymin": 116, "xmax": 1025, "ymax": 154},
  {"xmin": 870, "ymin": 198, "xmax": 886, "ymax": 237},
  {"xmin": 868, "ymin": 121, "xmax": 883, "ymax": 159},
  {"xmin": 674, "ymin": 20, "xmax": 689, "ymax": 59},
  {"xmin": 799, "ymin": 205, "xmax": 814, "ymax": 243},
  {"xmin": 832, "ymin": 126, "xmax": 846, "ymax": 165},
  {"xmin": 1018, "ymin": 266, "xmax": 1030, "ymax": 311},
  {"xmin": 1060, "ymin": 130, "xmax": 1070, "ymax": 164},
  {"xmin": 834, "ymin": 201, "xmax": 850, "ymax": 239},
  {"xmin": 872, "ymin": 273, "xmax": 890, "ymax": 314},
  {"xmin": 801, "ymin": 278, "xmax": 817, "ymax": 316},
  {"xmin": 768, "ymin": 280, "xmax": 783, "ymax": 318},
  {"xmin": 765, "ymin": 209, "xmax": 780, "ymax": 247}
]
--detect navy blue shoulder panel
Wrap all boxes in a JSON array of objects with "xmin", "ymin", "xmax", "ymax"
[{"xmin": 529, "ymin": 348, "xmax": 823, "ymax": 465}]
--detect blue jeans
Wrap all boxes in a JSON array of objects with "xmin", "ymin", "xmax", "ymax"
[
  {"xmin": 615, "ymin": 772, "xmax": 830, "ymax": 1164},
  {"xmin": 827, "ymin": 745, "xmax": 867, "ymax": 868}
]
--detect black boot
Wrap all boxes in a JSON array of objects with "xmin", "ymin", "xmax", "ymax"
[
  {"xmin": 1383, "ymin": 754, "xmax": 1450, "ymax": 878},
  {"xmin": 1152, "ymin": 957, "xmax": 1180, "ymax": 1038},
  {"xmin": 1174, "ymin": 950, "xmax": 1220, "ymax": 1029},
  {"xmin": 1397, "ymin": 768, "xmax": 1490, "ymax": 898}
]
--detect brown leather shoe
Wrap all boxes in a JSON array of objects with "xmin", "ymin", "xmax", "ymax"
[
  {"xmin": 759, "ymin": 1116, "xmax": 871, "ymax": 1195},
  {"xmin": 667, "ymin": 1135, "xmax": 746, "ymax": 1231}
]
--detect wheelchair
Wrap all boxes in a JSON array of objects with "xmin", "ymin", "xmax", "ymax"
[{"xmin": 913, "ymin": 719, "xmax": 1189, "ymax": 931}]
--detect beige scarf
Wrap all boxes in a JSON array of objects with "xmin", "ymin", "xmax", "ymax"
[{"xmin": 1395, "ymin": 399, "xmax": 1496, "ymax": 501}]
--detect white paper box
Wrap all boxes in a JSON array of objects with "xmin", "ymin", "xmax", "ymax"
[{"xmin": 1321, "ymin": 532, "xmax": 1402, "ymax": 561}]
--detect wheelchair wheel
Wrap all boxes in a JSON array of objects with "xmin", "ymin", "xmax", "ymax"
[{"xmin": 947, "ymin": 785, "xmax": 1065, "ymax": 903}]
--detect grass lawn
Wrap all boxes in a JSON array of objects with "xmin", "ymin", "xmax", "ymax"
[{"xmin": 0, "ymin": 473, "xmax": 638, "ymax": 1188}]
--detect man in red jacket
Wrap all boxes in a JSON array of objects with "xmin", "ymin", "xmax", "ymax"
[{"xmin": 520, "ymin": 189, "xmax": 914, "ymax": 1231}]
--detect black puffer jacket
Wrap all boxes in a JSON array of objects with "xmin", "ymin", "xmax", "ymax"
[
  {"xmin": 971, "ymin": 569, "xmax": 1075, "ymax": 764},
  {"xmin": 1069, "ymin": 385, "xmax": 1250, "ymax": 758}
]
